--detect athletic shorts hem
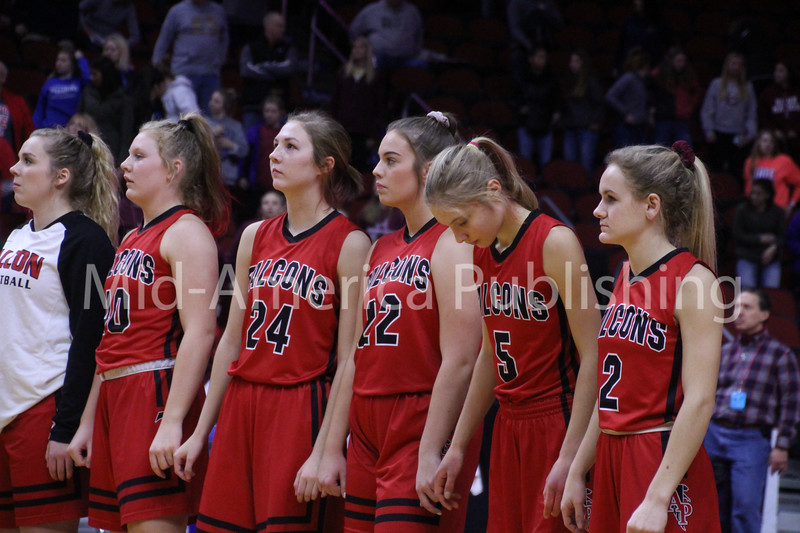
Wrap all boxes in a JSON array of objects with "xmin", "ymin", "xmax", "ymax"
[
  {"xmin": 89, "ymin": 506, "xmax": 192, "ymax": 530},
  {"xmin": 11, "ymin": 507, "xmax": 87, "ymax": 528}
]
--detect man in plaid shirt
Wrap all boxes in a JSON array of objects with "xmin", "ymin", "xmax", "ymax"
[{"xmin": 704, "ymin": 288, "xmax": 800, "ymax": 533}]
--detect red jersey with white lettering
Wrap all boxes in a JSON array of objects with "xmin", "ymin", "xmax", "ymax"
[
  {"xmin": 597, "ymin": 248, "xmax": 709, "ymax": 432},
  {"xmin": 95, "ymin": 206, "xmax": 192, "ymax": 373},
  {"xmin": 353, "ymin": 219, "xmax": 446, "ymax": 396},
  {"xmin": 474, "ymin": 210, "xmax": 579, "ymax": 405},
  {"xmin": 228, "ymin": 211, "xmax": 358, "ymax": 385}
]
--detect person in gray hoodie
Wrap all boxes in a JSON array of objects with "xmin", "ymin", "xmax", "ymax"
[{"xmin": 152, "ymin": 0, "xmax": 229, "ymax": 115}]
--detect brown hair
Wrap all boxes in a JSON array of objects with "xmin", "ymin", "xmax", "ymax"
[
  {"xmin": 138, "ymin": 113, "xmax": 231, "ymax": 235},
  {"xmin": 285, "ymin": 110, "xmax": 363, "ymax": 206},
  {"xmin": 387, "ymin": 111, "xmax": 459, "ymax": 183}
]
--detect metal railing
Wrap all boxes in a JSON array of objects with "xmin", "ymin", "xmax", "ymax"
[{"xmin": 307, "ymin": 0, "xmax": 349, "ymax": 86}]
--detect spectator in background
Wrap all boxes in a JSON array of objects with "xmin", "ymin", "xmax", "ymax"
[
  {"xmin": 701, "ymin": 52, "xmax": 758, "ymax": 178},
  {"xmin": 11, "ymin": 0, "xmax": 80, "ymax": 44},
  {"xmin": 506, "ymin": 0, "xmax": 563, "ymax": 82},
  {"xmin": 242, "ymin": 95, "xmax": 284, "ymax": 192},
  {"xmin": 79, "ymin": 56, "xmax": 134, "ymax": 165},
  {"xmin": 207, "ymin": 88, "xmax": 248, "ymax": 189},
  {"xmin": 330, "ymin": 36, "xmax": 387, "ymax": 173},
  {"xmin": 33, "ymin": 44, "xmax": 91, "ymax": 129},
  {"xmin": 152, "ymin": 0, "xmax": 229, "ymax": 115},
  {"xmin": 758, "ymin": 60, "xmax": 800, "ymax": 161},
  {"xmin": 515, "ymin": 44, "xmax": 560, "ymax": 171},
  {"xmin": 651, "ymin": 46, "xmax": 703, "ymax": 146},
  {"xmin": 560, "ymin": 49, "xmax": 605, "ymax": 175},
  {"xmin": 785, "ymin": 209, "xmax": 800, "ymax": 316},
  {"xmin": 79, "ymin": 0, "xmax": 140, "ymax": 49},
  {"xmin": 704, "ymin": 288, "xmax": 800, "ymax": 533},
  {"xmin": 239, "ymin": 11, "xmax": 297, "ymax": 130},
  {"xmin": 0, "ymin": 138, "xmax": 14, "ymax": 214},
  {"xmin": 102, "ymin": 34, "xmax": 134, "ymax": 89},
  {"xmin": 606, "ymin": 46, "xmax": 652, "ymax": 148},
  {"xmin": 66, "ymin": 112, "xmax": 100, "ymax": 135},
  {"xmin": 744, "ymin": 129, "xmax": 800, "ymax": 212},
  {"xmin": 350, "ymin": 0, "xmax": 424, "ymax": 71},
  {"xmin": 157, "ymin": 61, "xmax": 200, "ymax": 121},
  {"xmin": 0, "ymin": 62, "xmax": 35, "ymax": 154},
  {"xmin": 732, "ymin": 178, "xmax": 785, "ymax": 289},
  {"xmin": 615, "ymin": 0, "xmax": 671, "ymax": 78}
]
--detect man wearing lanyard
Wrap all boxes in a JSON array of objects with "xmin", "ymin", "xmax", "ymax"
[{"xmin": 704, "ymin": 288, "xmax": 800, "ymax": 533}]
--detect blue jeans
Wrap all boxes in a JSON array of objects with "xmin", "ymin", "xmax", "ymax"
[
  {"xmin": 653, "ymin": 119, "xmax": 691, "ymax": 147},
  {"xmin": 736, "ymin": 258, "xmax": 781, "ymax": 289},
  {"xmin": 517, "ymin": 127, "xmax": 553, "ymax": 170},
  {"xmin": 562, "ymin": 128, "xmax": 598, "ymax": 175},
  {"xmin": 704, "ymin": 420, "xmax": 771, "ymax": 533},
  {"xmin": 186, "ymin": 74, "xmax": 221, "ymax": 116}
]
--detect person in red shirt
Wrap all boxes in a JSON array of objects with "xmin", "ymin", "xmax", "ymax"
[
  {"xmin": 744, "ymin": 129, "xmax": 800, "ymax": 211},
  {"xmin": 0, "ymin": 61, "xmax": 35, "ymax": 153}
]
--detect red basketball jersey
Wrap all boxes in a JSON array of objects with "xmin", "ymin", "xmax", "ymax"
[
  {"xmin": 228, "ymin": 211, "xmax": 359, "ymax": 385},
  {"xmin": 597, "ymin": 248, "xmax": 707, "ymax": 432},
  {"xmin": 473, "ymin": 210, "xmax": 579, "ymax": 404},
  {"xmin": 96, "ymin": 206, "xmax": 192, "ymax": 373},
  {"xmin": 353, "ymin": 219, "xmax": 446, "ymax": 396}
]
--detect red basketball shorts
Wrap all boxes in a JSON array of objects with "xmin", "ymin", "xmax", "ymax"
[
  {"xmin": 88, "ymin": 368, "xmax": 207, "ymax": 531},
  {"xmin": 197, "ymin": 377, "xmax": 342, "ymax": 533},
  {"xmin": 0, "ymin": 394, "xmax": 88, "ymax": 528},
  {"xmin": 344, "ymin": 393, "xmax": 481, "ymax": 533},
  {"xmin": 488, "ymin": 395, "xmax": 573, "ymax": 533},
  {"xmin": 590, "ymin": 431, "xmax": 721, "ymax": 533}
]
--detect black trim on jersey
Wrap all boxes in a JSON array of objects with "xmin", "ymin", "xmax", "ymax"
[
  {"xmin": 154, "ymin": 369, "xmax": 165, "ymax": 407},
  {"xmin": 197, "ymin": 514, "xmax": 256, "ymax": 533},
  {"xmin": 629, "ymin": 248, "xmax": 689, "ymax": 282},
  {"xmin": 376, "ymin": 497, "xmax": 422, "ymax": 509},
  {"xmin": 402, "ymin": 217, "xmax": 438, "ymax": 244},
  {"xmin": 664, "ymin": 330, "xmax": 683, "ymax": 424},
  {"xmin": 164, "ymin": 309, "xmax": 183, "ymax": 359},
  {"xmin": 11, "ymin": 479, "xmax": 69, "ymax": 494},
  {"xmin": 556, "ymin": 297, "xmax": 576, "ymax": 426},
  {"xmin": 88, "ymin": 501, "xmax": 120, "ymax": 512},
  {"xmin": 255, "ymin": 502, "xmax": 313, "ymax": 528},
  {"xmin": 344, "ymin": 510, "xmax": 376, "ymax": 522},
  {"xmin": 310, "ymin": 380, "xmax": 321, "ymax": 445},
  {"xmin": 660, "ymin": 431, "xmax": 670, "ymax": 455},
  {"xmin": 345, "ymin": 494, "xmax": 377, "ymax": 507},
  {"xmin": 118, "ymin": 483, "xmax": 186, "ymax": 505},
  {"xmin": 138, "ymin": 205, "xmax": 189, "ymax": 234},
  {"xmin": 375, "ymin": 513, "xmax": 441, "ymax": 526},
  {"xmin": 89, "ymin": 487, "xmax": 117, "ymax": 499},
  {"xmin": 490, "ymin": 209, "xmax": 542, "ymax": 263},
  {"xmin": 282, "ymin": 210, "xmax": 340, "ymax": 243},
  {"xmin": 116, "ymin": 471, "xmax": 177, "ymax": 492},
  {"xmin": 11, "ymin": 470, "xmax": 83, "ymax": 507}
]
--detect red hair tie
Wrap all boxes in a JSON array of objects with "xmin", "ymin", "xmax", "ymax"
[{"xmin": 671, "ymin": 140, "xmax": 695, "ymax": 170}]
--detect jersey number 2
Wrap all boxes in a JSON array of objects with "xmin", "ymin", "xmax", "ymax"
[
  {"xmin": 358, "ymin": 294, "xmax": 401, "ymax": 347},
  {"xmin": 599, "ymin": 353, "xmax": 622, "ymax": 411},
  {"xmin": 246, "ymin": 301, "xmax": 293, "ymax": 355}
]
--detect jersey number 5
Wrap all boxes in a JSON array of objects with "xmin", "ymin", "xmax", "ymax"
[
  {"xmin": 599, "ymin": 353, "xmax": 621, "ymax": 411},
  {"xmin": 493, "ymin": 330, "xmax": 519, "ymax": 382},
  {"xmin": 246, "ymin": 301, "xmax": 293, "ymax": 355}
]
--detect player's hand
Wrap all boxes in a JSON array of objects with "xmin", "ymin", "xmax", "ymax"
[
  {"xmin": 626, "ymin": 497, "xmax": 667, "ymax": 533},
  {"xmin": 543, "ymin": 456, "xmax": 571, "ymax": 518},
  {"xmin": 294, "ymin": 453, "xmax": 321, "ymax": 503},
  {"xmin": 416, "ymin": 452, "xmax": 442, "ymax": 515},
  {"xmin": 561, "ymin": 472, "xmax": 588, "ymax": 533},
  {"xmin": 318, "ymin": 450, "xmax": 347, "ymax": 498},
  {"xmin": 67, "ymin": 421, "xmax": 93, "ymax": 468},
  {"xmin": 149, "ymin": 420, "xmax": 182, "ymax": 478},
  {"xmin": 173, "ymin": 432, "xmax": 205, "ymax": 482},
  {"xmin": 46, "ymin": 440, "xmax": 74, "ymax": 481},
  {"xmin": 432, "ymin": 446, "xmax": 464, "ymax": 511}
]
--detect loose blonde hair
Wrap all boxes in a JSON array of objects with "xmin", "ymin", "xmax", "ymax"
[
  {"xmin": 718, "ymin": 52, "xmax": 749, "ymax": 102},
  {"xmin": 32, "ymin": 128, "xmax": 120, "ymax": 244},
  {"xmin": 103, "ymin": 33, "xmax": 131, "ymax": 71},
  {"xmin": 426, "ymin": 137, "xmax": 538, "ymax": 211},
  {"xmin": 138, "ymin": 113, "xmax": 231, "ymax": 235},
  {"xmin": 606, "ymin": 144, "xmax": 716, "ymax": 268}
]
